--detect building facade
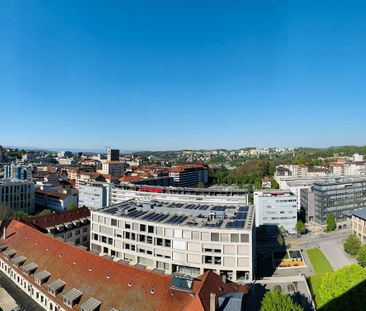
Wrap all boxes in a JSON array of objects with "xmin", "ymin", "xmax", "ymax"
[
  {"xmin": 300, "ymin": 188, "xmax": 315, "ymax": 222},
  {"xmin": 106, "ymin": 148, "xmax": 119, "ymax": 162},
  {"xmin": 352, "ymin": 208, "xmax": 366, "ymax": 244},
  {"xmin": 169, "ymin": 164, "xmax": 208, "ymax": 187},
  {"xmin": 0, "ymin": 179, "xmax": 35, "ymax": 215},
  {"xmin": 254, "ymin": 190, "xmax": 297, "ymax": 233},
  {"xmin": 23, "ymin": 207, "xmax": 90, "ymax": 247},
  {"xmin": 90, "ymin": 200, "xmax": 255, "ymax": 282},
  {"xmin": 4, "ymin": 163, "xmax": 32, "ymax": 180},
  {"xmin": 35, "ymin": 188, "xmax": 78, "ymax": 212},
  {"xmin": 312, "ymin": 178, "xmax": 366, "ymax": 224},
  {"xmin": 99, "ymin": 161, "xmax": 125, "ymax": 179},
  {"xmin": 78, "ymin": 181, "xmax": 111, "ymax": 210}
]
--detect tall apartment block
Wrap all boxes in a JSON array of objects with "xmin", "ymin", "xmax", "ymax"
[
  {"xmin": 254, "ymin": 190, "xmax": 297, "ymax": 233},
  {"xmin": 312, "ymin": 177, "xmax": 366, "ymax": 224},
  {"xmin": 4, "ymin": 163, "xmax": 32, "ymax": 180},
  {"xmin": 169, "ymin": 164, "xmax": 209, "ymax": 187},
  {"xmin": 0, "ymin": 178, "xmax": 35, "ymax": 215},
  {"xmin": 90, "ymin": 200, "xmax": 255, "ymax": 282},
  {"xmin": 106, "ymin": 147, "xmax": 120, "ymax": 161}
]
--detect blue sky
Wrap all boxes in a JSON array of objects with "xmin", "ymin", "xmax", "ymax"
[{"xmin": 1, "ymin": 1, "xmax": 366, "ymax": 151}]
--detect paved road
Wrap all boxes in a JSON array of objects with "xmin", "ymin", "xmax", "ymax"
[
  {"xmin": 0, "ymin": 271, "xmax": 44, "ymax": 311},
  {"xmin": 287, "ymin": 229, "xmax": 355, "ymax": 271}
]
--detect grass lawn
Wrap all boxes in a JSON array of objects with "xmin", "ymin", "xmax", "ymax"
[{"xmin": 306, "ymin": 248, "xmax": 334, "ymax": 308}]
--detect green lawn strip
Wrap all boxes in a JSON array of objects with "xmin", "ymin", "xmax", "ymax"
[{"xmin": 306, "ymin": 248, "xmax": 334, "ymax": 308}]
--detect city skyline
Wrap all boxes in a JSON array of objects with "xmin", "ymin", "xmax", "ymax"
[{"xmin": 1, "ymin": 1, "xmax": 366, "ymax": 150}]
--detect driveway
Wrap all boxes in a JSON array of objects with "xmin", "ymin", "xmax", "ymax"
[{"xmin": 318, "ymin": 239, "xmax": 356, "ymax": 270}]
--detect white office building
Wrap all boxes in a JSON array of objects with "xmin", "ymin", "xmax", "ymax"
[
  {"xmin": 78, "ymin": 181, "xmax": 111, "ymax": 210},
  {"xmin": 90, "ymin": 199, "xmax": 255, "ymax": 283},
  {"xmin": 254, "ymin": 190, "xmax": 297, "ymax": 233}
]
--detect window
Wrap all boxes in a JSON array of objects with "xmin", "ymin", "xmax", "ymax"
[
  {"xmin": 230, "ymin": 234, "xmax": 239, "ymax": 243},
  {"xmin": 156, "ymin": 238, "xmax": 163, "ymax": 246},
  {"xmin": 75, "ymin": 238, "xmax": 80, "ymax": 245},
  {"xmin": 111, "ymin": 219, "xmax": 117, "ymax": 226},
  {"xmin": 75, "ymin": 229, "xmax": 80, "ymax": 235},
  {"xmin": 148, "ymin": 225, "xmax": 154, "ymax": 233},
  {"xmin": 66, "ymin": 232, "xmax": 72, "ymax": 238},
  {"xmin": 125, "ymin": 223, "xmax": 131, "ymax": 229},
  {"xmin": 140, "ymin": 235, "xmax": 146, "ymax": 243},
  {"xmin": 165, "ymin": 239, "xmax": 171, "ymax": 247},
  {"xmin": 147, "ymin": 236, "xmax": 153, "ymax": 244},
  {"xmin": 211, "ymin": 233, "xmax": 219, "ymax": 241},
  {"xmin": 83, "ymin": 227, "xmax": 87, "ymax": 232},
  {"xmin": 140, "ymin": 224, "xmax": 146, "ymax": 232},
  {"xmin": 101, "ymin": 236, "xmax": 107, "ymax": 243},
  {"xmin": 108, "ymin": 238, "xmax": 113, "ymax": 245}
]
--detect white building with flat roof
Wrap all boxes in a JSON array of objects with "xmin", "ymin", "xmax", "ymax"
[
  {"xmin": 90, "ymin": 199, "xmax": 255, "ymax": 283},
  {"xmin": 254, "ymin": 190, "xmax": 297, "ymax": 233}
]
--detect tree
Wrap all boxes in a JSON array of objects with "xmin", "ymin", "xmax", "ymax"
[
  {"xmin": 344, "ymin": 234, "xmax": 361, "ymax": 256},
  {"xmin": 326, "ymin": 213, "xmax": 336, "ymax": 232},
  {"xmin": 12, "ymin": 211, "xmax": 29, "ymax": 220},
  {"xmin": 260, "ymin": 290, "xmax": 303, "ymax": 311},
  {"xmin": 317, "ymin": 264, "xmax": 366, "ymax": 310},
  {"xmin": 68, "ymin": 203, "xmax": 77, "ymax": 210},
  {"xmin": 357, "ymin": 247, "xmax": 366, "ymax": 267},
  {"xmin": 295, "ymin": 220, "xmax": 306, "ymax": 234}
]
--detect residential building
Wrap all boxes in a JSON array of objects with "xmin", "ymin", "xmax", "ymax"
[
  {"xmin": 254, "ymin": 190, "xmax": 297, "ymax": 233},
  {"xmin": 99, "ymin": 161, "xmax": 126, "ymax": 179},
  {"xmin": 106, "ymin": 147, "xmax": 119, "ymax": 162},
  {"xmin": 78, "ymin": 181, "xmax": 111, "ymax": 210},
  {"xmin": 0, "ymin": 219, "xmax": 248, "ymax": 311},
  {"xmin": 0, "ymin": 179, "xmax": 35, "ymax": 215},
  {"xmin": 35, "ymin": 188, "xmax": 78, "ymax": 212},
  {"xmin": 352, "ymin": 208, "xmax": 366, "ymax": 244},
  {"xmin": 312, "ymin": 177, "xmax": 366, "ymax": 224},
  {"xmin": 4, "ymin": 163, "xmax": 32, "ymax": 180},
  {"xmin": 91, "ymin": 199, "xmax": 255, "ymax": 282},
  {"xmin": 169, "ymin": 164, "xmax": 209, "ymax": 187},
  {"xmin": 22, "ymin": 207, "xmax": 90, "ymax": 247}
]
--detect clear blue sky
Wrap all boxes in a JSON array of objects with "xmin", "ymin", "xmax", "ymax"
[{"xmin": 1, "ymin": 1, "xmax": 366, "ymax": 151}]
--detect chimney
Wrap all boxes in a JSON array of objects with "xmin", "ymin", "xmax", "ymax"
[
  {"xmin": 210, "ymin": 293, "xmax": 217, "ymax": 311},
  {"xmin": 3, "ymin": 227, "xmax": 6, "ymax": 240}
]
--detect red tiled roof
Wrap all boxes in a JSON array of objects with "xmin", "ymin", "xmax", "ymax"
[
  {"xmin": 22, "ymin": 207, "xmax": 90, "ymax": 232},
  {"xmin": 169, "ymin": 164, "xmax": 208, "ymax": 173},
  {"xmin": 0, "ymin": 220, "xmax": 247, "ymax": 311}
]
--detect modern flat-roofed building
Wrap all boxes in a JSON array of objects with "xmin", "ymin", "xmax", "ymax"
[
  {"xmin": 0, "ymin": 220, "xmax": 248, "ymax": 311},
  {"xmin": 111, "ymin": 184, "xmax": 248, "ymax": 206},
  {"xmin": 90, "ymin": 199, "xmax": 255, "ymax": 282},
  {"xmin": 4, "ymin": 163, "xmax": 32, "ymax": 180},
  {"xmin": 0, "ymin": 178, "xmax": 35, "ymax": 215},
  {"xmin": 254, "ymin": 190, "xmax": 297, "ymax": 233},
  {"xmin": 78, "ymin": 180, "xmax": 111, "ymax": 210},
  {"xmin": 312, "ymin": 177, "xmax": 366, "ymax": 224},
  {"xmin": 169, "ymin": 164, "xmax": 208, "ymax": 187},
  {"xmin": 300, "ymin": 188, "xmax": 315, "ymax": 222}
]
